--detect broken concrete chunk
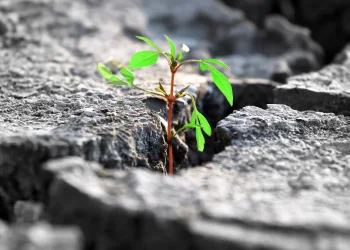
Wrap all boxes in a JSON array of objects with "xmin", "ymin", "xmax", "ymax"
[
  {"xmin": 274, "ymin": 63, "xmax": 350, "ymax": 115},
  {"xmin": 41, "ymin": 116, "xmax": 350, "ymax": 250},
  {"xmin": 216, "ymin": 104, "xmax": 349, "ymax": 146}
]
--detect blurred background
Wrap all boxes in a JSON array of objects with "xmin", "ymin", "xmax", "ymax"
[
  {"xmin": 2, "ymin": 0, "xmax": 349, "ymax": 82},
  {"xmin": 138, "ymin": 0, "xmax": 349, "ymax": 80},
  {"xmin": 142, "ymin": 0, "xmax": 350, "ymax": 82}
]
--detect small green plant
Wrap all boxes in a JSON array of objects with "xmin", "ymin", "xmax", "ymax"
[{"xmin": 98, "ymin": 35, "xmax": 233, "ymax": 175}]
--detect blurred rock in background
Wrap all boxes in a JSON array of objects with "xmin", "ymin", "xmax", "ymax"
[{"xmin": 221, "ymin": 0, "xmax": 350, "ymax": 63}]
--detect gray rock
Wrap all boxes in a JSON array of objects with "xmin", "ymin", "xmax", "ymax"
[
  {"xmin": 216, "ymin": 15, "xmax": 323, "ymax": 81},
  {"xmin": 189, "ymin": 219, "xmax": 350, "ymax": 250},
  {"xmin": 334, "ymin": 43, "xmax": 350, "ymax": 67},
  {"xmin": 0, "ymin": 223, "xmax": 82, "ymax": 250},
  {"xmin": 1, "ymin": 1, "xmax": 349, "ymax": 250},
  {"xmin": 141, "ymin": 0, "xmax": 323, "ymax": 83},
  {"xmin": 221, "ymin": 0, "xmax": 350, "ymax": 62},
  {"xmin": 14, "ymin": 201, "xmax": 43, "ymax": 224},
  {"xmin": 0, "ymin": 91, "xmax": 170, "ymax": 204},
  {"xmin": 0, "ymin": 220, "xmax": 7, "ymax": 236},
  {"xmin": 221, "ymin": 0, "xmax": 276, "ymax": 24},
  {"xmin": 216, "ymin": 104, "xmax": 350, "ymax": 148},
  {"xmin": 143, "ymin": 0, "xmax": 245, "ymax": 46},
  {"xmin": 218, "ymin": 54, "xmax": 292, "ymax": 80},
  {"xmin": 274, "ymin": 43, "xmax": 350, "ymax": 115},
  {"xmin": 294, "ymin": 0, "xmax": 350, "ymax": 62},
  {"xmin": 0, "ymin": 0, "xmax": 231, "ymax": 213},
  {"xmin": 0, "ymin": 0, "xmax": 222, "ymax": 220},
  {"xmin": 204, "ymin": 78, "xmax": 279, "ymax": 124},
  {"xmin": 40, "ymin": 103, "xmax": 350, "ymax": 249},
  {"xmin": 41, "ymin": 111, "xmax": 350, "ymax": 250},
  {"xmin": 187, "ymin": 78, "xmax": 279, "ymax": 166},
  {"xmin": 141, "ymin": 5, "xmax": 323, "ymax": 82},
  {"xmin": 0, "ymin": 188, "xmax": 12, "ymax": 221},
  {"xmin": 0, "ymin": 14, "xmax": 9, "ymax": 35}
]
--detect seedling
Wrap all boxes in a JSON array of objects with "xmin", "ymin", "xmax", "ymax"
[{"xmin": 97, "ymin": 35, "xmax": 233, "ymax": 175}]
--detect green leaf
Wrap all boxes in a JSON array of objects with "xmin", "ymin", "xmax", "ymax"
[
  {"xmin": 155, "ymin": 82, "xmax": 168, "ymax": 95},
  {"xmin": 180, "ymin": 124, "xmax": 203, "ymax": 131},
  {"xmin": 98, "ymin": 63, "xmax": 128, "ymax": 85},
  {"xmin": 202, "ymin": 63, "xmax": 233, "ymax": 106},
  {"xmin": 155, "ymin": 87, "xmax": 167, "ymax": 95},
  {"xmin": 177, "ymin": 53, "xmax": 184, "ymax": 61},
  {"xmin": 173, "ymin": 123, "xmax": 203, "ymax": 138},
  {"xmin": 176, "ymin": 85, "xmax": 190, "ymax": 97},
  {"xmin": 164, "ymin": 52, "xmax": 172, "ymax": 58},
  {"xmin": 195, "ymin": 127, "xmax": 205, "ymax": 152},
  {"xmin": 210, "ymin": 69, "xmax": 233, "ymax": 106},
  {"xmin": 120, "ymin": 68, "xmax": 134, "ymax": 85},
  {"xmin": 97, "ymin": 63, "xmax": 113, "ymax": 79},
  {"xmin": 190, "ymin": 110, "xmax": 198, "ymax": 124},
  {"xmin": 164, "ymin": 35, "xmax": 176, "ymax": 60},
  {"xmin": 129, "ymin": 51, "xmax": 159, "ymax": 69},
  {"xmin": 107, "ymin": 79, "xmax": 129, "ymax": 85},
  {"xmin": 196, "ymin": 111, "xmax": 211, "ymax": 136},
  {"xmin": 109, "ymin": 75, "xmax": 125, "ymax": 84},
  {"xmin": 159, "ymin": 82, "xmax": 167, "ymax": 93},
  {"xmin": 199, "ymin": 62, "xmax": 209, "ymax": 71},
  {"xmin": 136, "ymin": 36, "xmax": 161, "ymax": 52},
  {"xmin": 200, "ymin": 59, "xmax": 230, "ymax": 70}
]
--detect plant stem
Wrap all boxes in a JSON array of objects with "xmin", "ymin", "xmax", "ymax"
[
  {"xmin": 185, "ymin": 93, "xmax": 198, "ymax": 110},
  {"xmin": 172, "ymin": 125, "xmax": 201, "ymax": 138},
  {"xmin": 166, "ymin": 60, "xmax": 199, "ymax": 175},
  {"xmin": 167, "ymin": 101, "xmax": 173, "ymax": 175},
  {"xmin": 174, "ymin": 59, "xmax": 200, "ymax": 72},
  {"xmin": 167, "ymin": 71, "xmax": 176, "ymax": 175},
  {"xmin": 172, "ymin": 127, "xmax": 186, "ymax": 139}
]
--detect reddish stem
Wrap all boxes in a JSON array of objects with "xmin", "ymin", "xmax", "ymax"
[
  {"xmin": 167, "ymin": 100, "xmax": 173, "ymax": 175},
  {"xmin": 165, "ymin": 60, "xmax": 198, "ymax": 175},
  {"xmin": 167, "ymin": 71, "xmax": 176, "ymax": 175}
]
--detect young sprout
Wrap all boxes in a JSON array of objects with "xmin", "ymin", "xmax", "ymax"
[{"xmin": 97, "ymin": 35, "xmax": 233, "ymax": 175}]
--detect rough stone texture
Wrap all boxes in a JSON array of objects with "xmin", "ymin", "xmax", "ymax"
[
  {"xmin": 274, "ymin": 43, "xmax": 350, "ymax": 116},
  {"xmin": 188, "ymin": 78, "xmax": 279, "ymax": 166},
  {"xmin": 0, "ymin": 14, "xmax": 9, "ymax": 35},
  {"xmin": 0, "ymin": 0, "xmax": 218, "ymax": 219},
  {"xmin": 41, "ymin": 104, "xmax": 350, "ymax": 250},
  {"xmin": 14, "ymin": 201, "xmax": 43, "ymax": 224},
  {"xmin": 26, "ymin": 82, "xmax": 348, "ymax": 249},
  {"xmin": 334, "ymin": 43, "xmax": 350, "ymax": 67},
  {"xmin": 0, "ymin": 0, "xmax": 349, "ymax": 249},
  {"xmin": 221, "ymin": 0, "xmax": 350, "ymax": 62},
  {"xmin": 0, "ymin": 219, "xmax": 7, "ymax": 236},
  {"xmin": 0, "ymin": 0, "xmax": 316, "ymax": 221},
  {"xmin": 216, "ymin": 104, "xmax": 350, "ymax": 148},
  {"xmin": 215, "ymin": 15, "xmax": 323, "ymax": 81},
  {"xmin": 205, "ymin": 78, "xmax": 279, "ymax": 123},
  {"xmin": 0, "ymin": 222, "xmax": 82, "ymax": 250}
]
